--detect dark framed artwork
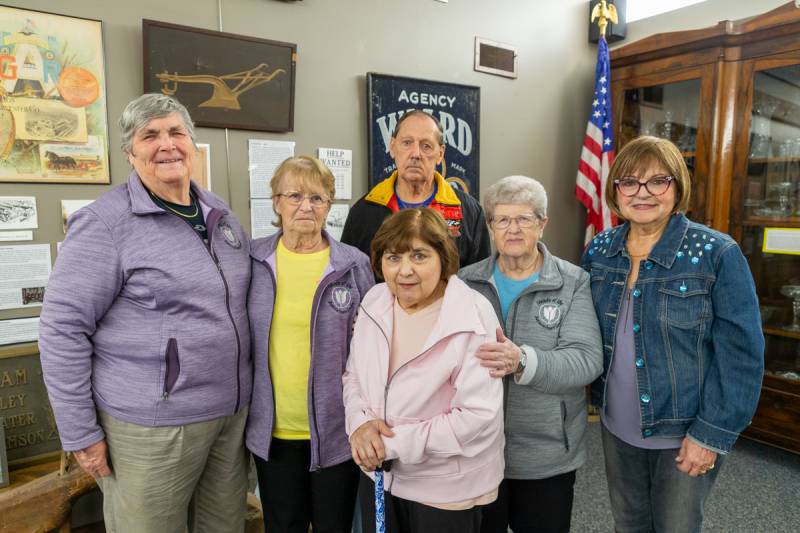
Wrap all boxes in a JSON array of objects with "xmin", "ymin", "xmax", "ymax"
[
  {"xmin": 143, "ymin": 20, "xmax": 296, "ymax": 132},
  {"xmin": 366, "ymin": 73, "xmax": 480, "ymax": 198},
  {"xmin": 0, "ymin": 4, "xmax": 110, "ymax": 184}
]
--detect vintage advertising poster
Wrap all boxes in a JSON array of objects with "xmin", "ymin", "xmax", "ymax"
[
  {"xmin": 367, "ymin": 73, "xmax": 480, "ymax": 198},
  {"xmin": 0, "ymin": 197, "xmax": 37, "ymax": 230},
  {"xmin": 0, "ymin": 6, "xmax": 110, "ymax": 183},
  {"xmin": 0, "ymin": 244, "xmax": 51, "ymax": 310}
]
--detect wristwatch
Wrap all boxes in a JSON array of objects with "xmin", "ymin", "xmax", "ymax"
[{"xmin": 516, "ymin": 348, "xmax": 527, "ymax": 374}]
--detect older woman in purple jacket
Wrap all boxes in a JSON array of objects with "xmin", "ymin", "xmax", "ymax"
[
  {"xmin": 247, "ymin": 155, "xmax": 374, "ymax": 533},
  {"xmin": 40, "ymin": 94, "xmax": 252, "ymax": 532}
]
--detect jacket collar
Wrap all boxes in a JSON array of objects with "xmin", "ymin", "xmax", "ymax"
[
  {"xmin": 605, "ymin": 213, "xmax": 689, "ymax": 269},
  {"xmin": 250, "ymin": 230, "xmax": 355, "ymax": 271},
  {"xmin": 461, "ymin": 241, "xmax": 563, "ymax": 292},
  {"xmin": 361, "ymin": 275, "xmax": 488, "ymax": 344},
  {"xmin": 364, "ymin": 171, "xmax": 461, "ymax": 207},
  {"xmin": 127, "ymin": 171, "xmax": 230, "ymax": 216}
]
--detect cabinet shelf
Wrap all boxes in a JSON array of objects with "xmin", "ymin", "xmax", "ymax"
[
  {"xmin": 748, "ymin": 156, "xmax": 800, "ymax": 164},
  {"xmin": 742, "ymin": 216, "xmax": 800, "ymax": 227},
  {"xmin": 681, "ymin": 151, "xmax": 696, "ymax": 158},
  {"xmin": 763, "ymin": 326, "xmax": 800, "ymax": 340}
]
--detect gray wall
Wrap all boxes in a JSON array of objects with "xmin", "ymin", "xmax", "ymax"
[{"xmin": 0, "ymin": 0, "xmax": 789, "ymax": 325}]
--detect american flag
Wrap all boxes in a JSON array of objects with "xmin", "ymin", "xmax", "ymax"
[{"xmin": 575, "ymin": 36, "xmax": 616, "ymax": 244}]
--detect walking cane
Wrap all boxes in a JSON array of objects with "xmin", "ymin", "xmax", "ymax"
[{"xmin": 374, "ymin": 466, "xmax": 386, "ymax": 533}]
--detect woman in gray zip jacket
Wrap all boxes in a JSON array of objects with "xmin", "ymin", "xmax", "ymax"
[{"xmin": 459, "ymin": 175, "xmax": 603, "ymax": 533}]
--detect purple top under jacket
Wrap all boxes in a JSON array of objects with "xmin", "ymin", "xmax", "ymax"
[
  {"xmin": 602, "ymin": 288, "xmax": 683, "ymax": 449},
  {"xmin": 246, "ymin": 231, "xmax": 374, "ymax": 471},
  {"xmin": 39, "ymin": 172, "xmax": 252, "ymax": 451}
]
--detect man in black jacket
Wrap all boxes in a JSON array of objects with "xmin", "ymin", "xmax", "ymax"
[{"xmin": 341, "ymin": 110, "xmax": 490, "ymax": 268}]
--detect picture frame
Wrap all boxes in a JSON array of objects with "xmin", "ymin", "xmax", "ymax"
[
  {"xmin": 474, "ymin": 37, "xmax": 518, "ymax": 79},
  {"xmin": 191, "ymin": 143, "xmax": 211, "ymax": 190},
  {"xmin": 0, "ymin": 5, "xmax": 111, "ymax": 184},
  {"xmin": 143, "ymin": 20, "xmax": 297, "ymax": 133},
  {"xmin": 366, "ymin": 73, "xmax": 480, "ymax": 198}
]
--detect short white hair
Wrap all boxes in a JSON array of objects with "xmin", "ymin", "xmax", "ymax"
[{"xmin": 483, "ymin": 175, "xmax": 548, "ymax": 221}]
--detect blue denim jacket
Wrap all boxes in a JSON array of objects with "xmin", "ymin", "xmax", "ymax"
[{"xmin": 580, "ymin": 213, "xmax": 764, "ymax": 453}]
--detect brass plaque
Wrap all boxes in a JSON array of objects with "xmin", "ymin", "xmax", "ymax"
[{"xmin": 0, "ymin": 343, "xmax": 61, "ymax": 467}]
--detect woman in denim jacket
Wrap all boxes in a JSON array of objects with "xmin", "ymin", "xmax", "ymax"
[{"xmin": 580, "ymin": 136, "xmax": 764, "ymax": 533}]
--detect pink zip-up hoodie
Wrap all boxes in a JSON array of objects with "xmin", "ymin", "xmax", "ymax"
[{"xmin": 343, "ymin": 275, "xmax": 505, "ymax": 504}]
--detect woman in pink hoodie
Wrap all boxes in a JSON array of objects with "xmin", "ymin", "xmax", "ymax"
[{"xmin": 343, "ymin": 208, "xmax": 505, "ymax": 533}]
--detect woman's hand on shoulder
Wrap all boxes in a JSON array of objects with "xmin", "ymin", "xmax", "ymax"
[
  {"xmin": 475, "ymin": 326, "xmax": 521, "ymax": 378},
  {"xmin": 350, "ymin": 419, "xmax": 395, "ymax": 471}
]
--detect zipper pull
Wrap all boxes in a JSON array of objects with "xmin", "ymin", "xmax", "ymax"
[{"xmin": 162, "ymin": 391, "xmax": 169, "ymax": 400}]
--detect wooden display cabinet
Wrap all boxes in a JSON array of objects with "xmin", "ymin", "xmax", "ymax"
[{"xmin": 609, "ymin": 2, "xmax": 800, "ymax": 454}]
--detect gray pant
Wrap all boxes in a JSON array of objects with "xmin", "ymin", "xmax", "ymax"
[
  {"xmin": 601, "ymin": 424, "xmax": 722, "ymax": 533},
  {"xmin": 96, "ymin": 408, "xmax": 249, "ymax": 533}
]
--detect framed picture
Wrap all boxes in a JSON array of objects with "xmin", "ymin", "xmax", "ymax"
[
  {"xmin": 191, "ymin": 143, "xmax": 211, "ymax": 190},
  {"xmin": 0, "ymin": 5, "xmax": 111, "ymax": 184},
  {"xmin": 366, "ymin": 73, "xmax": 480, "ymax": 198},
  {"xmin": 143, "ymin": 20, "xmax": 297, "ymax": 132}
]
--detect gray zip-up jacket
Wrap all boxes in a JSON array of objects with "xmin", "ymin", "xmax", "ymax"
[
  {"xmin": 459, "ymin": 242, "xmax": 602, "ymax": 479},
  {"xmin": 40, "ymin": 172, "xmax": 252, "ymax": 451}
]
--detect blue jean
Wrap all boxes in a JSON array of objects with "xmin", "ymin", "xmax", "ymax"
[{"xmin": 601, "ymin": 424, "xmax": 722, "ymax": 533}]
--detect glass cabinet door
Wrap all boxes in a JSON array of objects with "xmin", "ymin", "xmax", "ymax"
[
  {"xmin": 617, "ymin": 78, "xmax": 704, "ymax": 220},
  {"xmin": 740, "ymin": 64, "xmax": 800, "ymax": 385}
]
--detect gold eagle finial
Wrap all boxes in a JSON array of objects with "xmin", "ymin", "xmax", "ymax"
[{"xmin": 591, "ymin": 0, "xmax": 619, "ymax": 39}]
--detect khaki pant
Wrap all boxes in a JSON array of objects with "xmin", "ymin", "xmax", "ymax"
[{"xmin": 96, "ymin": 408, "xmax": 248, "ymax": 533}]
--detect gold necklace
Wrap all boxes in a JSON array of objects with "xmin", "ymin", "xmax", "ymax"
[{"xmin": 150, "ymin": 191, "xmax": 198, "ymax": 218}]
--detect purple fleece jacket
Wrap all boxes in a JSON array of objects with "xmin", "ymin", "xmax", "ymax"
[
  {"xmin": 246, "ymin": 231, "xmax": 374, "ymax": 470},
  {"xmin": 39, "ymin": 172, "xmax": 252, "ymax": 451}
]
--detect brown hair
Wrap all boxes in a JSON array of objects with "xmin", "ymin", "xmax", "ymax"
[
  {"xmin": 605, "ymin": 135, "xmax": 692, "ymax": 219},
  {"xmin": 370, "ymin": 208, "xmax": 459, "ymax": 281},
  {"xmin": 270, "ymin": 155, "xmax": 335, "ymax": 227}
]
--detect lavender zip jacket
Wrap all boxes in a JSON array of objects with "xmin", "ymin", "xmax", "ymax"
[
  {"xmin": 246, "ymin": 231, "xmax": 374, "ymax": 470},
  {"xmin": 39, "ymin": 172, "xmax": 252, "ymax": 451}
]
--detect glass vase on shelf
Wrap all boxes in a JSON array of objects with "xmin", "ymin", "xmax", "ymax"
[{"xmin": 660, "ymin": 110, "xmax": 674, "ymax": 142}]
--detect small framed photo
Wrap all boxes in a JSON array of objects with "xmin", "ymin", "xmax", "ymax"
[{"xmin": 474, "ymin": 37, "xmax": 518, "ymax": 79}]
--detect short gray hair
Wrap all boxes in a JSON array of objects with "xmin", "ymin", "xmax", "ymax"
[
  {"xmin": 119, "ymin": 93, "xmax": 196, "ymax": 154},
  {"xmin": 483, "ymin": 175, "xmax": 548, "ymax": 221}
]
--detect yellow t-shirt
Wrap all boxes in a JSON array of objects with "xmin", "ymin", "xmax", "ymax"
[{"xmin": 270, "ymin": 239, "xmax": 330, "ymax": 440}]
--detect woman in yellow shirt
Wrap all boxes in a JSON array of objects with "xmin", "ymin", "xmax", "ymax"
[{"xmin": 247, "ymin": 156, "xmax": 374, "ymax": 533}]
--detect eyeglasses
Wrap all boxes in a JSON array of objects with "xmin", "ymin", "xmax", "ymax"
[
  {"xmin": 490, "ymin": 214, "xmax": 539, "ymax": 230},
  {"xmin": 614, "ymin": 176, "xmax": 674, "ymax": 197},
  {"xmin": 275, "ymin": 191, "xmax": 330, "ymax": 207}
]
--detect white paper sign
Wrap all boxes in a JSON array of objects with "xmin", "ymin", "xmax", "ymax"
[
  {"xmin": 249, "ymin": 139, "xmax": 295, "ymax": 198},
  {"xmin": 0, "ymin": 231, "xmax": 33, "ymax": 242},
  {"xmin": 318, "ymin": 147, "xmax": 353, "ymax": 200},
  {"xmin": 0, "ymin": 244, "xmax": 52, "ymax": 310},
  {"xmin": 326, "ymin": 204, "xmax": 350, "ymax": 242},
  {"xmin": 251, "ymin": 199, "xmax": 279, "ymax": 239},
  {"xmin": 0, "ymin": 197, "xmax": 38, "ymax": 230},
  {"xmin": 0, "ymin": 317, "xmax": 39, "ymax": 346},
  {"xmin": 763, "ymin": 227, "xmax": 800, "ymax": 255}
]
